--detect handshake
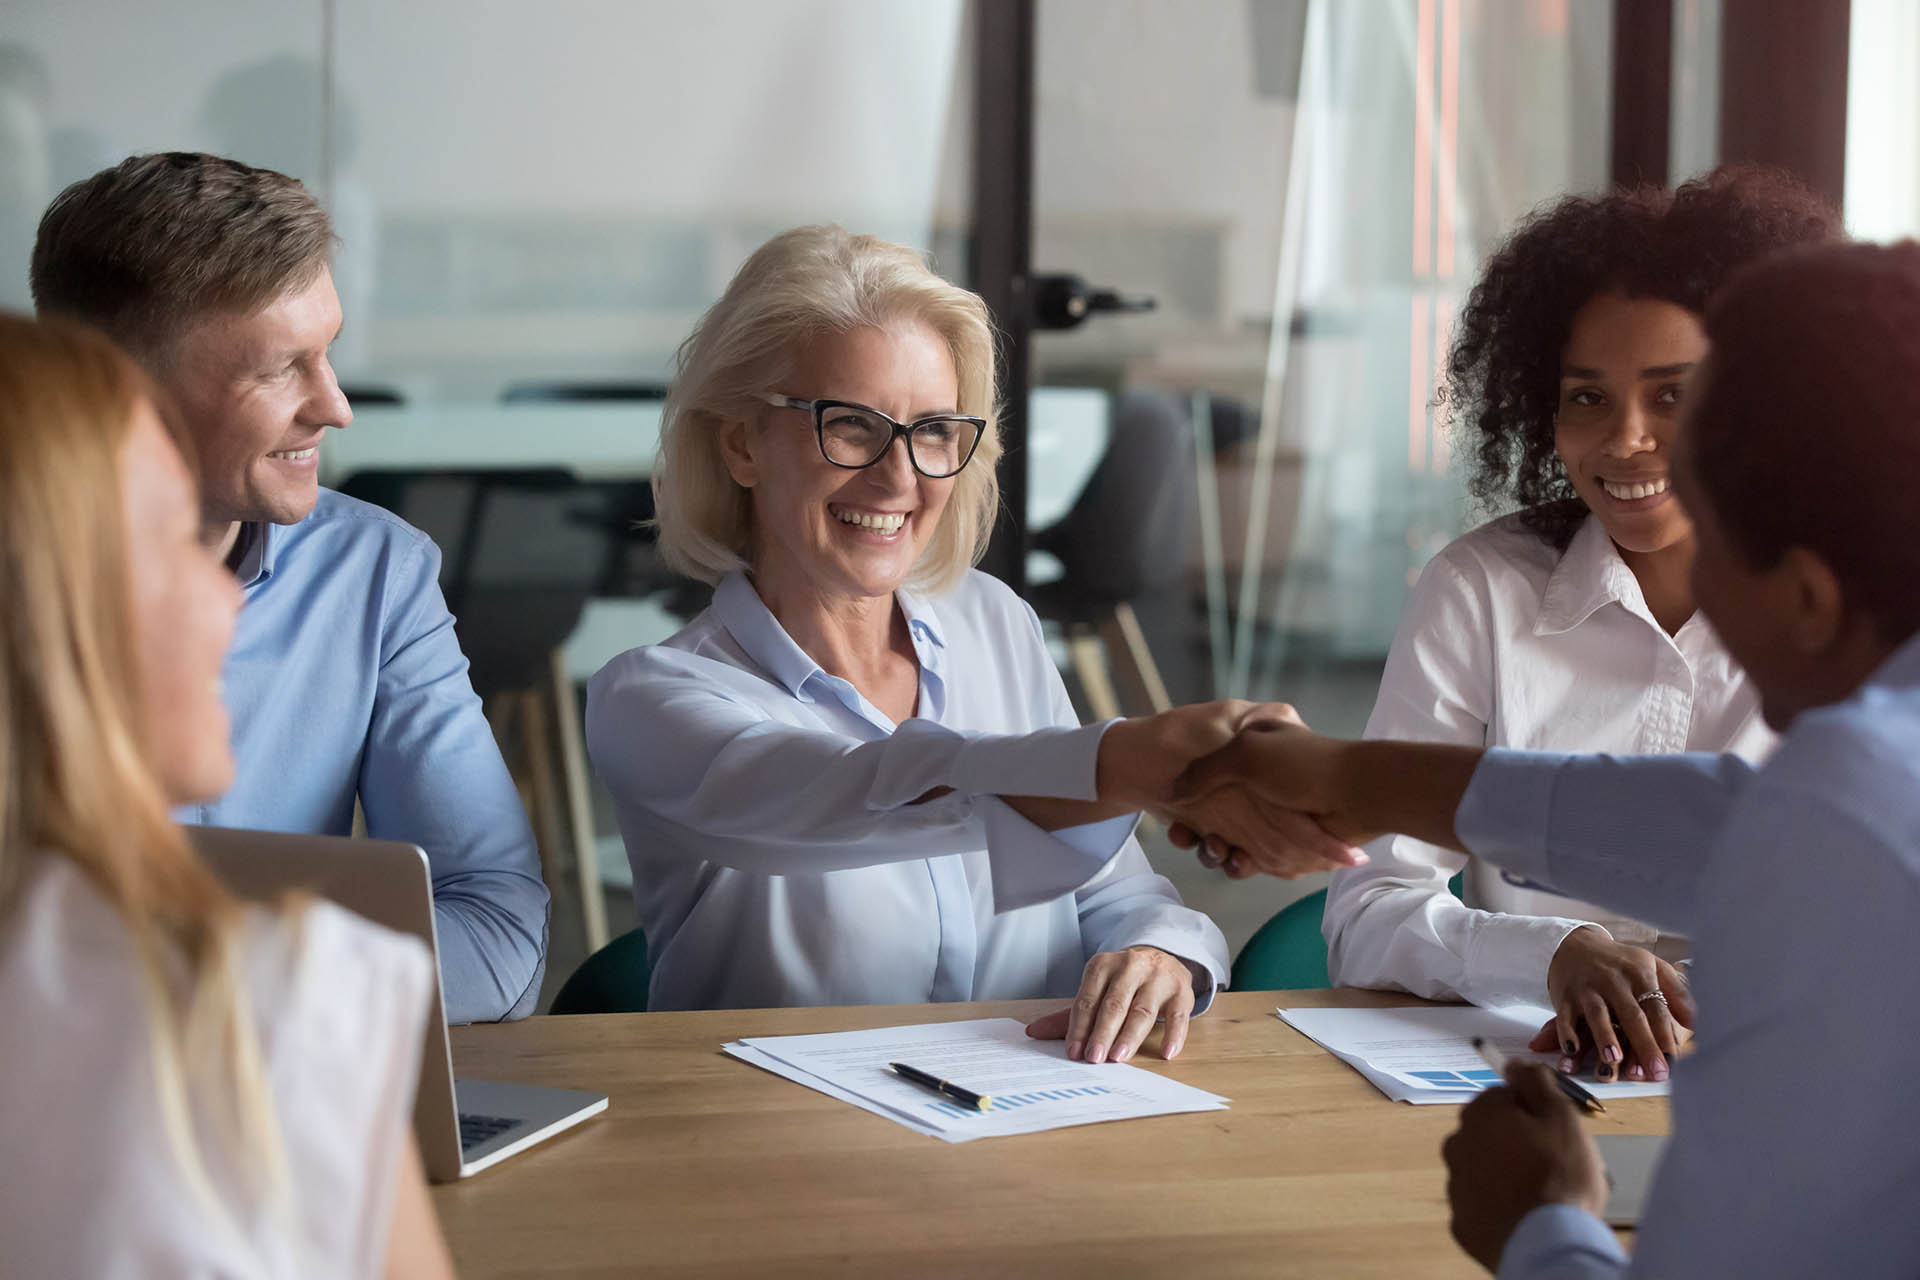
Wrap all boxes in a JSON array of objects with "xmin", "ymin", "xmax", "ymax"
[{"xmin": 1092, "ymin": 700, "xmax": 1368, "ymax": 879}]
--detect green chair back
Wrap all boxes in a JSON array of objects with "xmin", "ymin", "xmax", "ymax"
[
  {"xmin": 1231, "ymin": 874, "xmax": 1465, "ymax": 993},
  {"xmin": 550, "ymin": 927, "xmax": 651, "ymax": 1014},
  {"xmin": 1231, "ymin": 888, "xmax": 1331, "ymax": 991}
]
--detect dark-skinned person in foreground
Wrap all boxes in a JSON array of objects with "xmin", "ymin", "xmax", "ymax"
[{"xmin": 1165, "ymin": 241, "xmax": 1920, "ymax": 1278}]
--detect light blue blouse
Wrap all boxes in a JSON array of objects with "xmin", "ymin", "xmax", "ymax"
[{"xmin": 585, "ymin": 569, "xmax": 1228, "ymax": 1012}]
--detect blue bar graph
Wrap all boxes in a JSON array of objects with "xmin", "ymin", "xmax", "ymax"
[{"xmin": 927, "ymin": 1083, "xmax": 1115, "ymax": 1119}]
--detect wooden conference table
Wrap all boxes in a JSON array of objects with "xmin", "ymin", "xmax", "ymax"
[{"xmin": 436, "ymin": 988, "xmax": 1667, "ymax": 1278}]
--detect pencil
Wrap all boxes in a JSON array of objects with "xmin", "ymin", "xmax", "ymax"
[
  {"xmin": 889, "ymin": 1061, "xmax": 993, "ymax": 1111},
  {"xmin": 1471, "ymin": 1037, "xmax": 1607, "ymax": 1115}
]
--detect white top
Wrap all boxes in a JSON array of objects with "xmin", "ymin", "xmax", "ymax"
[
  {"xmin": 585, "ymin": 569, "xmax": 1230, "ymax": 1012},
  {"xmin": 0, "ymin": 855, "xmax": 433, "ymax": 1279},
  {"xmin": 1322, "ymin": 513, "xmax": 1776, "ymax": 1007}
]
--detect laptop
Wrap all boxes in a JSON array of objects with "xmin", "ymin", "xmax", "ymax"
[
  {"xmin": 1594, "ymin": 1133, "xmax": 1668, "ymax": 1227},
  {"xmin": 188, "ymin": 826, "xmax": 608, "ymax": 1182}
]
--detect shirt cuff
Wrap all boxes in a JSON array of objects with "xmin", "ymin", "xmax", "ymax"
[
  {"xmin": 1497, "ymin": 1204, "xmax": 1628, "ymax": 1279},
  {"xmin": 1464, "ymin": 914, "xmax": 1610, "ymax": 1009},
  {"xmin": 943, "ymin": 719, "xmax": 1116, "ymax": 802},
  {"xmin": 1051, "ymin": 812, "xmax": 1140, "ymax": 860},
  {"xmin": 979, "ymin": 800, "xmax": 1126, "ymax": 915},
  {"xmin": 1455, "ymin": 748, "xmax": 1570, "ymax": 889}
]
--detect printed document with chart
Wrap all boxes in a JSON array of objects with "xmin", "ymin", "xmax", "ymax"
[
  {"xmin": 1278, "ymin": 1004, "xmax": 1672, "ymax": 1104},
  {"xmin": 725, "ymin": 1018, "xmax": 1228, "ymax": 1142}
]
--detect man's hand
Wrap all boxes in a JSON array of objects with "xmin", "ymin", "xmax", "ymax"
[
  {"xmin": 1441, "ymin": 1064, "xmax": 1609, "ymax": 1271},
  {"xmin": 1165, "ymin": 719, "xmax": 1373, "ymax": 877},
  {"xmin": 1024, "ymin": 946, "xmax": 1197, "ymax": 1063}
]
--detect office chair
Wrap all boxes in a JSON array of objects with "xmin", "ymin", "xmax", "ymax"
[
  {"xmin": 549, "ymin": 927, "xmax": 651, "ymax": 1014},
  {"xmin": 1029, "ymin": 390, "xmax": 1197, "ymax": 718},
  {"xmin": 1233, "ymin": 875, "xmax": 1466, "ymax": 991}
]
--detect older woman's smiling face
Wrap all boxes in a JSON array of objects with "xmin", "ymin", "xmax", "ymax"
[{"xmin": 723, "ymin": 322, "xmax": 960, "ymax": 606}]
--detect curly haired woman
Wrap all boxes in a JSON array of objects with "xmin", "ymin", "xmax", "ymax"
[{"xmin": 1320, "ymin": 165, "xmax": 1839, "ymax": 1084}]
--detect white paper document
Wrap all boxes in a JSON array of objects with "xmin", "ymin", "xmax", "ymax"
[
  {"xmin": 1278, "ymin": 1005, "xmax": 1672, "ymax": 1105},
  {"xmin": 725, "ymin": 1017, "xmax": 1229, "ymax": 1142}
]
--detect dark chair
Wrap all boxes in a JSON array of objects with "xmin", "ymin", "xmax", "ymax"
[
  {"xmin": 1028, "ymin": 389, "xmax": 1198, "ymax": 718},
  {"xmin": 1232, "ymin": 874, "xmax": 1467, "ymax": 992},
  {"xmin": 339, "ymin": 384, "xmax": 406, "ymax": 406},
  {"xmin": 549, "ymin": 927, "xmax": 651, "ymax": 1014},
  {"xmin": 501, "ymin": 380, "xmax": 671, "ymax": 404}
]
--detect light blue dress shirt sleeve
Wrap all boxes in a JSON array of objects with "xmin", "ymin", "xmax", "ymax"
[
  {"xmin": 1454, "ymin": 748, "xmax": 1758, "ymax": 937},
  {"xmin": 1457, "ymin": 707, "xmax": 1920, "ymax": 1278},
  {"xmin": 183, "ymin": 493, "xmax": 548, "ymax": 1026},
  {"xmin": 588, "ymin": 655, "xmax": 1123, "ymax": 913},
  {"xmin": 359, "ymin": 536, "xmax": 550, "ymax": 1023},
  {"xmin": 1498, "ymin": 1205, "xmax": 1627, "ymax": 1279}
]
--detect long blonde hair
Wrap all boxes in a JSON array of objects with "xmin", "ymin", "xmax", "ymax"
[
  {"xmin": 0, "ymin": 312, "xmax": 284, "ymax": 1213},
  {"xmin": 654, "ymin": 224, "xmax": 1004, "ymax": 595}
]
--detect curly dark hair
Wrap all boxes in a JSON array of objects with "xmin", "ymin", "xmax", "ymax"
[{"xmin": 1442, "ymin": 164, "xmax": 1841, "ymax": 548}]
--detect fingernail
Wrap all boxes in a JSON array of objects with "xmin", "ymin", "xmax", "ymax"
[
  {"xmin": 1068, "ymin": 1041, "xmax": 1083, "ymax": 1061},
  {"xmin": 1603, "ymin": 1045, "xmax": 1623, "ymax": 1064},
  {"xmin": 1562, "ymin": 1039, "xmax": 1579, "ymax": 1057},
  {"xmin": 1597, "ymin": 1062, "xmax": 1615, "ymax": 1083},
  {"xmin": 1087, "ymin": 1044, "xmax": 1106, "ymax": 1064},
  {"xmin": 1650, "ymin": 1059, "xmax": 1669, "ymax": 1082},
  {"xmin": 1559, "ymin": 1056, "xmax": 1577, "ymax": 1074},
  {"xmin": 1114, "ymin": 1044, "xmax": 1132, "ymax": 1062},
  {"xmin": 1626, "ymin": 1063, "xmax": 1644, "ymax": 1082}
]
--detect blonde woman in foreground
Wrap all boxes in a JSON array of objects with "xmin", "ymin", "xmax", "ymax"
[{"xmin": 0, "ymin": 314, "xmax": 455, "ymax": 1278}]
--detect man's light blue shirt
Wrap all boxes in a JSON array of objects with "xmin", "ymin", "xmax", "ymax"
[
  {"xmin": 1454, "ymin": 632, "xmax": 1920, "ymax": 1278},
  {"xmin": 585, "ymin": 569, "xmax": 1229, "ymax": 1012},
  {"xmin": 177, "ymin": 489, "xmax": 549, "ymax": 1023}
]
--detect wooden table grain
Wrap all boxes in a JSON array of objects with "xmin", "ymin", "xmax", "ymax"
[{"xmin": 434, "ymin": 989, "xmax": 1665, "ymax": 1278}]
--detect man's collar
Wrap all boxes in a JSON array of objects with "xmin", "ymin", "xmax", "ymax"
[
  {"xmin": 1871, "ymin": 628, "xmax": 1920, "ymax": 692},
  {"xmin": 1534, "ymin": 513, "xmax": 1644, "ymax": 636},
  {"xmin": 225, "ymin": 520, "xmax": 276, "ymax": 589}
]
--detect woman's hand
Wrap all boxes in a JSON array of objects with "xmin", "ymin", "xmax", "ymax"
[
  {"xmin": 1024, "ymin": 945, "xmax": 1198, "ymax": 1063},
  {"xmin": 1094, "ymin": 699, "xmax": 1271, "ymax": 812},
  {"xmin": 1531, "ymin": 927, "xmax": 1695, "ymax": 1083}
]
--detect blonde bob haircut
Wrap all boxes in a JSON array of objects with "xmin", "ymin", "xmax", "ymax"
[{"xmin": 653, "ymin": 225, "xmax": 1003, "ymax": 596}]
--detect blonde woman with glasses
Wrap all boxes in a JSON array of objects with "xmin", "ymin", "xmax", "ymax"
[
  {"xmin": 0, "ymin": 314, "xmax": 453, "ymax": 1277},
  {"xmin": 587, "ymin": 226, "xmax": 1357, "ymax": 1066}
]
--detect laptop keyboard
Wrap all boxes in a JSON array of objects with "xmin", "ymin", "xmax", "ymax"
[{"xmin": 459, "ymin": 1112, "xmax": 520, "ymax": 1150}]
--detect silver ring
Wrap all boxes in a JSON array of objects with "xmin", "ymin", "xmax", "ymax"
[{"xmin": 1635, "ymin": 990, "xmax": 1668, "ymax": 1007}]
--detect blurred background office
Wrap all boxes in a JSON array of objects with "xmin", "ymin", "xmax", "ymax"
[{"xmin": 0, "ymin": 0, "xmax": 1891, "ymax": 1004}]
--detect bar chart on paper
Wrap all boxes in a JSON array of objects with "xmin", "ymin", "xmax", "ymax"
[
  {"xmin": 725, "ymin": 1019, "xmax": 1228, "ymax": 1141},
  {"xmin": 927, "ymin": 1083, "xmax": 1117, "ymax": 1121},
  {"xmin": 1277, "ymin": 1005, "xmax": 1673, "ymax": 1104}
]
